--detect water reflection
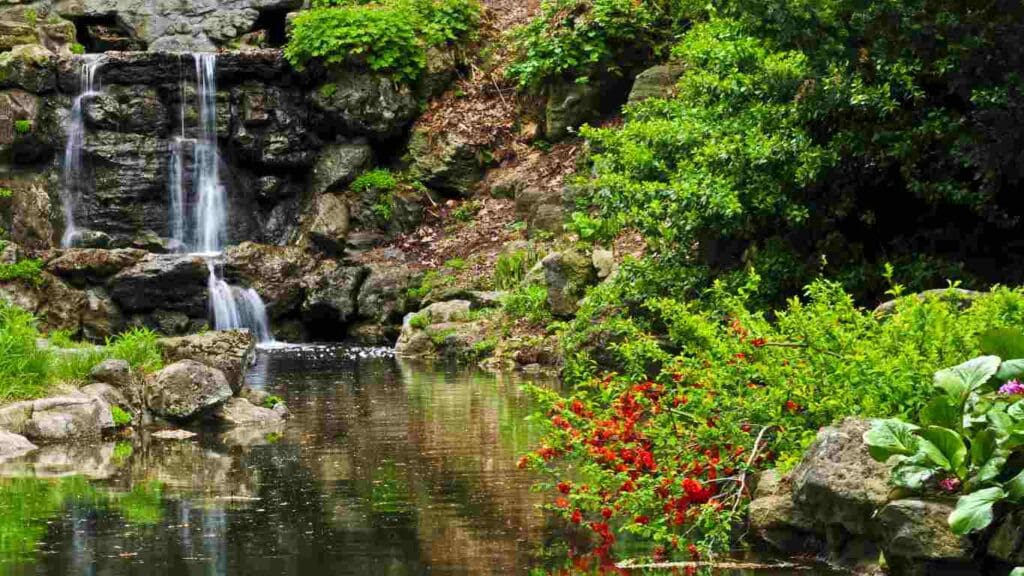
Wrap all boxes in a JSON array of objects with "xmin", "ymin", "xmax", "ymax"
[{"xmin": 0, "ymin": 347, "xmax": 559, "ymax": 575}]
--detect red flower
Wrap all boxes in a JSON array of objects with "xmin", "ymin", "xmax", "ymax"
[
  {"xmin": 555, "ymin": 496, "xmax": 569, "ymax": 509},
  {"xmin": 784, "ymin": 400, "xmax": 800, "ymax": 413},
  {"xmin": 601, "ymin": 507, "xmax": 613, "ymax": 519},
  {"xmin": 516, "ymin": 456, "xmax": 528, "ymax": 469},
  {"xmin": 634, "ymin": 515, "xmax": 649, "ymax": 525},
  {"xmin": 571, "ymin": 509, "xmax": 583, "ymax": 524},
  {"xmin": 557, "ymin": 481, "xmax": 572, "ymax": 494},
  {"xmin": 687, "ymin": 543, "xmax": 700, "ymax": 560},
  {"xmin": 751, "ymin": 337, "xmax": 767, "ymax": 348}
]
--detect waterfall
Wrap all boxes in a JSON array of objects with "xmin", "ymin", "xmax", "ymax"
[
  {"xmin": 60, "ymin": 56, "xmax": 104, "ymax": 248},
  {"xmin": 167, "ymin": 53, "xmax": 275, "ymax": 344}
]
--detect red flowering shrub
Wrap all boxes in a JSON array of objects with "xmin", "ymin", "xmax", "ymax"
[{"xmin": 524, "ymin": 280, "xmax": 1024, "ymax": 560}]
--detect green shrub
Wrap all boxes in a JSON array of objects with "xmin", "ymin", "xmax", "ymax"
[
  {"xmin": 408, "ymin": 313, "xmax": 429, "ymax": 330},
  {"xmin": 0, "ymin": 259, "xmax": 43, "ymax": 284},
  {"xmin": 494, "ymin": 249, "xmax": 538, "ymax": 290},
  {"xmin": 0, "ymin": 187, "xmax": 12, "ymax": 199},
  {"xmin": 352, "ymin": 168, "xmax": 398, "ymax": 194},
  {"xmin": 70, "ymin": 43, "xmax": 85, "ymax": 55},
  {"xmin": 111, "ymin": 405, "xmax": 132, "ymax": 427},
  {"xmin": 0, "ymin": 300, "xmax": 50, "ymax": 401},
  {"xmin": 452, "ymin": 200, "xmax": 479, "ymax": 222},
  {"xmin": 525, "ymin": 281, "xmax": 1024, "ymax": 558},
  {"xmin": 107, "ymin": 327, "xmax": 163, "ymax": 373},
  {"xmin": 444, "ymin": 257, "xmax": 466, "ymax": 270},
  {"xmin": 501, "ymin": 284, "xmax": 551, "ymax": 324},
  {"xmin": 13, "ymin": 120, "xmax": 32, "ymax": 135},
  {"xmin": 286, "ymin": 0, "xmax": 481, "ymax": 83},
  {"xmin": 262, "ymin": 395, "xmax": 284, "ymax": 409}
]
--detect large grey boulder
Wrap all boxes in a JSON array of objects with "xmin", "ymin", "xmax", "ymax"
[
  {"xmin": 22, "ymin": 395, "xmax": 115, "ymax": 442},
  {"xmin": 542, "ymin": 249, "xmax": 598, "ymax": 317},
  {"xmin": 789, "ymin": 418, "xmax": 892, "ymax": 540},
  {"xmin": 545, "ymin": 81, "xmax": 601, "ymax": 141},
  {"xmin": 85, "ymin": 85, "xmax": 168, "ymax": 135},
  {"xmin": 214, "ymin": 397, "xmax": 284, "ymax": 427},
  {"xmin": 311, "ymin": 143, "xmax": 374, "ymax": 196},
  {"xmin": 0, "ymin": 44, "xmax": 58, "ymax": 93},
  {"xmin": 156, "ymin": 330, "xmax": 255, "ymax": 393},
  {"xmin": 878, "ymin": 498, "xmax": 977, "ymax": 576},
  {"xmin": 224, "ymin": 242, "xmax": 319, "ymax": 319},
  {"xmin": 357, "ymin": 264, "xmax": 419, "ymax": 327},
  {"xmin": 90, "ymin": 359, "xmax": 132, "ymax": 388},
  {"xmin": 145, "ymin": 360, "xmax": 233, "ymax": 420},
  {"xmin": 0, "ymin": 430, "xmax": 37, "ymax": 462},
  {"xmin": 408, "ymin": 128, "xmax": 484, "ymax": 197},
  {"xmin": 302, "ymin": 265, "xmax": 369, "ymax": 329},
  {"xmin": 748, "ymin": 469, "xmax": 820, "ymax": 554},
  {"xmin": 311, "ymin": 70, "xmax": 419, "ymax": 139},
  {"xmin": 46, "ymin": 249, "xmax": 148, "ymax": 286}
]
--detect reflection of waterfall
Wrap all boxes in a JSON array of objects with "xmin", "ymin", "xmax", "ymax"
[
  {"xmin": 168, "ymin": 53, "xmax": 274, "ymax": 344},
  {"xmin": 60, "ymin": 56, "xmax": 104, "ymax": 248}
]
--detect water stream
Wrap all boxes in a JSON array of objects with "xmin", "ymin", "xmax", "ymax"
[{"xmin": 60, "ymin": 56, "xmax": 105, "ymax": 248}]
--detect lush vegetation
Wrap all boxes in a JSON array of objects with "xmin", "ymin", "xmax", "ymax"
[
  {"xmin": 285, "ymin": 0, "xmax": 482, "ymax": 82},
  {"xmin": 0, "ymin": 300, "xmax": 162, "ymax": 402}
]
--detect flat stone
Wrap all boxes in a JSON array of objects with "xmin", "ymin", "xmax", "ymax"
[
  {"xmin": 23, "ymin": 395, "xmax": 114, "ymax": 442},
  {"xmin": 89, "ymin": 359, "xmax": 132, "ymax": 388},
  {"xmin": 0, "ymin": 429, "xmax": 37, "ymax": 462},
  {"xmin": 152, "ymin": 429, "xmax": 197, "ymax": 440},
  {"xmin": 214, "ymin": 397, "xmax": 284, "ymax": 427}
]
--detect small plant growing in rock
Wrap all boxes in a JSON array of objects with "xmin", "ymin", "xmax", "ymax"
[
  {"xmin": 494, "ymin": 249, "xmax": 538, "ymax": 290},
  {"xmin": 13, "ymin": 120, "xmax": 32, "ymax": 135},
  {"xmin": 70, "ymin": 43, "xmax": 86, "ymax": 55},
  {"xmin": 262, "ymin": 395, "xmax": 284, "ymax": 409},
  {"xmin": 409, "ymin": 313, "xmax": 429, "ymax": 330},
  {"xmin": 0, "ymin": 188, "xmax": 11, "ymax": 199},
  {"xmin": 452, "ymin": 200, "xmax": 479, "ymax": 222},
  {"xmin": 111, "ymin": 406, "xmax": 133, "ymax": 427},
  {"xmin": 444, "ymin": 257, "xmax": 466, "ymax": 270}
]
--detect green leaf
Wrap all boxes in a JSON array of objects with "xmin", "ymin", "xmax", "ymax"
[
  {"xmin": 989, "ymin": 409, "xmax": 1016, "ymax": 437},
  {"xmin": 918, "ymin": 426, "xmax": 967, "ymax": 475},
  {"xmin": 971, "ymin": 429, "xmax": 997, "ymax": 467},
  {"xmin": 1008, "ymin": 401, "xmax": 1024, "ymax": 421},
  {"xmin": 974, "ymin": 456, "xmax": 1007, "ymax": 485},
  {"xmin": 863, "ymin": 419, "xmax": 920, "ymax": 462},
  {"xmin": 997, "ymin": 359, "xmax": 1024, "ymax": 383},
  {"xmin": 934, "ymin": 356, "xmax": 1001, "ymax": 403},
  {"xmin": 948, "ymin": 487, "xmax": 1005, "ymax": 535},
  {"xmin": 1006, "ymin": 469, "xmax": 1024, "ymax": 503},
  {"xmin": 921, "ymin": 395, "xmax": 961, "ymax": 430},
  {"xmin": 980, "ymin": 328, "xmax": 1024, "ymax": 360},
  {"xmin": 1009, "ymin": 568, "xmax": 1024, "ymax": 576},
  {"xmin": 891, "ymin": 454, "xmax": 937, "ymax": 491}
]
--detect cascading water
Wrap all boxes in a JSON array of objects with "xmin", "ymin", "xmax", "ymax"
[
  {"xmin": 60, "ymin": 56, "xmax": 105, "ymax": 248},
  {"xmin": 168, "ymin": 53, "xmax": 274, "ymax": 344}
]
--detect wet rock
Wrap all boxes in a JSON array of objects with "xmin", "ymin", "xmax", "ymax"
[
  {"xmin": 109, "ymin": 254, "xmax": 208, "ymax": 316},
  {"xmin": 0, "ymin": 44, "xmax": 58, "ymax": 93},
  {"xmin": 145, "ymin": 360, "xmax": 233, "ymax": 420},
  {"xmin": 224, "ymin": 242, "xmax": 319, "ymax": 318},
  {"xmin": 33, "ymin": 273, "xmax": 88, "ymax": 334},
  {"xmin": 542, "ymin": 249, "xmax": 597, "ymax": 317},
  {"xmin": 214, "ymin": 397, "xmax": 284, "ymax": 427},
  {"xmin": 0, "ymin": 430, "xmax": 37, "ymax": 462},
  {"xmin": 46, "ymin": 248, "xmax": 148, "ymax": 286},
  {"xmin": 878, "ymin": 498, "xmax": 977, "ymax": 576},
  {"xmin": 149, "ymin": 309, "xmax": 191, "ymax": 336},
  {"xmin": 357, "ymin": 263, "xmax": 419, "ymax": 327},
  {"xmin": 311, "ymin": 143, "xmax": 373, "ymax": 196},
  {"xmin": 1, "ymin": 174, "xmax": 53, "ymax": 250},
  {"xmin": 311, "ymin": 69, "xmax": 419, "ymax": 139},
  {"xmin": 89, "ymin": 359, "xmax": 132, "ymax": 388},
  {"xmin": 303, "ymin": 193, "xmax": 350, "ymax": 256},
  {"xmin": 396, "ymin": 320, "xmax": 488, "ymax": 358},
  {"xmin": 302, "ymin": 265, "xmax": 369, "ymax": 329},
  {"xmin": 23, "ymin": 395, "xmax": 115, "ymax": 442},
  {"xmin": 84, "ymin": 131, "xmax": 168, "ymax": 239},
  {"xmin": 85, "ymin": 85, "xmax": 168, "ymax": 135},
  {"xmin": 408, "ymin": 128, "xmax": 484, "ymax": 197},
  {"xmin": 627, "ymin": 64, "xmax": 685, "ymax": 105},
  {"xmin": 417, "ymin": 300, "xmax": 472, "ymax": 324},
  {"xmin": 418, "ymin": 45, "xmax": 459, "ymax": 100},
  {"xmin": 230, "ymin": 83, "xmax": 318, "ymax": 167},
  {"xmin": 0, "ymin": 20, "xmax": 38, "ymax": 51},
  {"xmin": 80, "ymin": 383, "xmax": 129, "ymax": 410},
  {"xmin": 157, "ymin": 330, "xmax": 255, "ymax": 393}
]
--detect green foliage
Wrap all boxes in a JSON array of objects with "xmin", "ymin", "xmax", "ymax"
[
  {"xmin": 526, "ymin": 281, "xmax": 1024, "ymax": 556},
  {"xmin": 262, "ymin": 395, "xmax": 284, "ymax": 409},
  {"xmin": 106, "ymin": 327, "xmax": 163, "ymax": 373},
  {"xmin": 0, "ymin": 188, "xmax": 12, "ymax": 199},
  {"xmin": 23, "ymin": 9, "xmax": 37, "ymax": 26},
  {"xmin": 444, "ymin": 257, "xmax": 466, "ymax": 270},
  {"xmin": 286, "ymin": 0, "xmax": 481, "ymax": 83},
  {"xmin": 507, "ymin": 0, "xmax": 693, "ymax": 88},
  {"xmin": 451, "ymin": 200, "xmax": 479, "ymax": 222},
  {"xmin": 409, "ymin": 313, "xmax": 429, "ymax": 330},
  {"xmin": 13, "ymin": 120, "xmax": 32, "ymax": 135},
  {"xmin": 494, "ymin": 249, "xmax": 538, "ymax": 290},
  {"xmin": 406, "ymin": 269, "xmax": 455, "ymax": 300},
  {"xmin": 0, "ymin": 258, "xmax": 43, "ymax": 284},
  {"xmin": 115, "ymin": 481, "xmax": 164, "ymax": 525},
  {"xmin": 0, "ymin": 300, "xmax": 50, "ymax": 401},
  {"xmin": 69, "ymin": 43, "xmax": 85, "ymax": 55},
  {"xmin": 319, "ymin": 82, "xmax": 338, "ymax": 98},
  {"xmin": 353, "ymin": 169, "xmax": 399, "ymax": 221},
  {"xmin": 501, "ymin": 284, "xmax": 551, "ymax": 325},
  {"xmin": 111, "ymin": 405, "xmax": 132, "ymax": 427}
]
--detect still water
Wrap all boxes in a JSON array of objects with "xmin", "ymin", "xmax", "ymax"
[{"xmin": 0, "ymin": 346, "xmax": 834, "ymax": 575}]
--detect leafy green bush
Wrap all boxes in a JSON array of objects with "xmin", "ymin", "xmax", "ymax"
[
  {"xmin": 262, "ymin": 395, "xmax": 284, "ymax": 409},
  {"xmin": 524, "ymin": 282, "xmax": 1024, "ymax": 558},
  {"xmin": 0, "ymin": 259, "xmax": 43, "ymax": 284},
  {"xmin": 408, "ymin": 313, "xmax": 429, "ymax": 330},
  {"xmin": 286, "ymin": 0, "xmax": 481, "ymax": 83},
  {"xmin": 111, "ymin": 405, "xmax": 133, "ymax": 427},
  {"xmin": 13, "ymin": 120, "xmax": 32, "ymax": 135},
  {"xmin": 494, "ymin": 249, "xmax": 538, "ymax": 290},
  {"xmin": 501, "ymin": 284, "xmax": 551, "ymax": 325},
  {"xmin": 352, "ymin": 168, "xmax": 398, "ymax": 194}
]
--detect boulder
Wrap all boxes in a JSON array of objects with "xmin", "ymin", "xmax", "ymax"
[
  {"xmin": 80, "ymin": 288, "xmax": 123, "ymax": 341},
  {"xmin": 311, "ymin": 69, "xmax": 419, "ymax": 139},
  {"xmin": 0, "ymin": 401, "xmax": 33, "ymax": 435},
  {"xmin": 144, "ymin": 360, "xmax": 233, "ymax": 420},
  {"xmin": 46, "ymin": 249, "xmax": 148, "ymax": 286},
  {"xmin": 592, "ymin": 248, "xmax": 615, "ymax": 279},
  {"xmin": 22, "ymin": 395, "xmax": 115, "ymax": 442},
  {"xmin": 303, "ymin": 193, "xmax": 350, "ymax": 256},
  {"xmin": 418, "ymin": 45, "xmax": 459, "ymax": 100},
  {"xmin": 2, "ymin": 174, "xmax": 53, "ymax": 250},
  {"xmin": 109, "ymin": 254, "xmax": 209, "ymax": 315},
  {"xmin": 0, "ymin": 44, "xmax": 58, "ymax": 93},
  {"xmin": 224, "ymin": 242, "xmax": 319, "ymax": 318},
  {"xmin": 214, "ymin": 397, "xmax": 284, "ymax": 427},
  {"xmin": 627, "ymin": 64, "xmax": 685, "ymax": 105},
  {"xmin": 878, "ymin": 498, "xmax": 977, "ymax": 575},
  {"xmin": 302, "ymin": 265, "xmax": 369, "ymax": 329},
  {"xmin": 542, "ymin": 249, "xmax": 598, "ymax": 317},
  {"xmin": 515, "ymin": 185, "xmax": 566, "ymax": 236},
  {"xmin": 156, "ymin": 330, "xmax": 255, "ymax": 393},
  {"xmin": 417, "ymin": 300, "xmax": 472, "ymax": 324},
  {"xmin": 85, "ymin": 85, "xmax": 168, "ymax": 135},
  {"xmin": 0, "ymin": 20, "xmax": 38, "ymax": 51},
  {"xmin": 988, "ymin": 509, "xmax": 1024, "ymax": 565},
  {"xmin": 311, "ymin": 143, "xmax": 374, "ymax": 196},
  {"xmin": 89, "ymin": 359, "xmax": 132, "ymax": 388},
  {"xmin": 545, "ymin": 80, "xmax": 601, "ymax": 141},
  {"xmin": 0, "ymin": 430, "xmax": 37, "ymax": 462},
  {"xmin": 408, "ymin": 128, "xmax": 484, "ymax": 197},
  {"xmin": 396, "ymin": 320, "xmax": 488, "ymax": 358},
  {"xmin": 357, "ymin": 264, "xmax": 419, "ymax": 327},
  {"xmin": 33, "ymin": 273, "xmax": 88, "ymax": 334}
]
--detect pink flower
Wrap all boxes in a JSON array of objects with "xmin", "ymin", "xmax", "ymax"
[
  {"xmin": 938, "ymin": 477, "xmax": 961, "ymax": 493},
  {"xmin": 999, "ymin": 380, "xmax": 1024, "ymax": 395}
]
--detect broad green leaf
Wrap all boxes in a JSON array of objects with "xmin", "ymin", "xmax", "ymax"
[
  {"xmin": 980, "ymin": 328, "xmax": 1024, "ymax": 360},
  {"xmin": 1009, "ymin": 568, "xmax": 1024, "ymax": 576},
  {"xmin": 971, "ymin": 429, "xmax": 997, "ymax": 467},
  {"xmin": 974, "ymin": 456, "xmax": 1007, "ymax": 485},
  {"xmin": 934, "ymin": 356, "xmax": 1001, "ymax": 402},
  {"xmin": 949, "ymin": 487, "xmax": 1005, "ymax": 535},
  {"xmin": 989, "ymin": 409, "xmax": 1016, "ymax": 437},
  {"xmin": 915, "ymin": 436, "xmax": 951, "ymax": 471},
  {"xmin": 863, "ymin": 419, "xmax": 919, "ymax": 462},
  {"xmin": 1009, "ymin": 401, "xmax": 1024, "ymax": 421},
  {"xmin": 919, "ymin": 427, "xmax": 967, "ymax": 474},
  {"xmin": 1006, "ymin": 469, "xmax": 1024, "ymax": 503},
  {"xmin": 997, "ymin": 359, "xmax": 1024, "ymax": 383},
  {"xmin": 921, "ymin": 396, "xmax": 961, "ymax": 430},
  {"xmin": 891, "ymin": 455, "xmax": 936, "ymax": 491}
]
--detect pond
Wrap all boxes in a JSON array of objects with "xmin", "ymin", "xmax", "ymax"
[{"xmin": 0, "ymin": 346, "xmax": 838, "ymax": 575}]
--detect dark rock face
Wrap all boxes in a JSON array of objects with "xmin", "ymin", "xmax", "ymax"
[
  {"xmin": 302, "ymin": 265, "xmax": 368, "ymax": 332},
  {"xmin": 109, "ymin": 254, "xmax": 209, "ymax": 316}
]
